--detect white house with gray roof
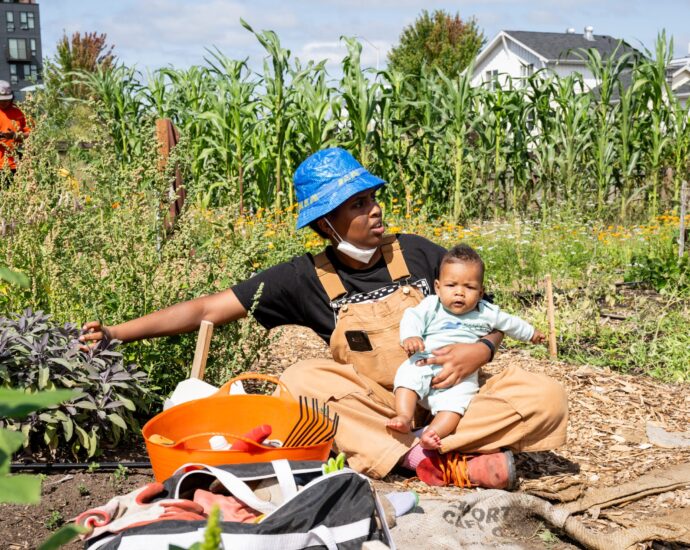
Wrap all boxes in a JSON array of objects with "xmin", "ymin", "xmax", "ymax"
[
  {"xmin": 470, "ymin": 27, "xmax": 639, "ymax": 90},
  {"xmin": 667, "ymin": 48, "xmax": 690, "ymax": 107}
]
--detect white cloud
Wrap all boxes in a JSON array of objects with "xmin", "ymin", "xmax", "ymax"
[{"xmin": 296, "ymin": 38, "xmax": 390, "ymax": 71}]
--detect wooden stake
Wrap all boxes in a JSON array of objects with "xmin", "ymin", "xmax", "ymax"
[
  {"xmin": 679, "ymin": 180, "xmax": 687, "ymax": 261},
  {"xmin": 545, "ymin": 274, "xmax": 557, "ymax": 360},
  {"xmin": 191, "ymin": 320, "xmax": 214, "ymax": 380}
]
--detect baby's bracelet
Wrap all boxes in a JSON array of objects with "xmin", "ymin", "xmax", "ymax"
[{"xmin": 478, "ymin": 338, "xmax": 496, "ymax": 362}]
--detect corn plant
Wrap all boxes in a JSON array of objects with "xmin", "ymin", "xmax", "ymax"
[
  {"xmin": 48, "ymin": 30, "xmax": 689, "ymax": 224},
  {"xmin": 75, "ymin": 64, "xmax": 149, "ymax": 163},
  {"xmin": 524, "ymin": 72, "xmax": 558, "ymax": 219},
  {"xmin": 400, "ymin": 64, "xmax": 442, "ymax": 203},
  {"xmin": 242, "ymin": 19, "xmax": 295, "ymax": 210},
  {"xmin": 583, "ymin": 45, "xmax": 634, "ymax": 215},
  {"xmin": 198, "ymin": 52, "xmax": 258, "ymax": 213},
  {"xmin": 437, "ymin": 65, "xmax": 475, "ymax": 221},
  {"xmin": 339, "ymin": 37, "xmax": 381, "ymax": 167},
  {"xmin": 616, "ymin": 71, "xmax": 646, "ymax": 220},
  {"xmin": 290, "ymin": 59, "xmax": 339, "ymax": 155},
  {"xmin": 670, "ymin": 100, "xmax": 690, "ymax": 203},
  {"xmin": 638, "ymin": 32, "xmax": 674, "ymax": 216},
  {"xmin": 375, "ymin": 68, "xmax": 416, "ymax": 209},
  {"xmin": 552, "ymin": 73, "xmax": 592, "ymax": 205}
]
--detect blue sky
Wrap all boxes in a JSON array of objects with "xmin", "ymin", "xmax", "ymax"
[{"xmin": 40, "ymin": 0, "xmax": 690, "ymax": 73}]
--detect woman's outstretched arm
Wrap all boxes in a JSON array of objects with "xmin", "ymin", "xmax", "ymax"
[{"xmin": 79, "ymin": 289, "xmax": 248, "ymax": 345}]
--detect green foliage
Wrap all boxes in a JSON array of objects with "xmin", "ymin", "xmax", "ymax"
[
  {"xmin": 111, "ymin": 464, "xmax": 129, "ymax": 486},
  {"xmin": 0, "ymin": 266, "xmax": 29, "ymax": 288},
  {"xmin": 32, "ymin": 28, "xmax": 686, "ymax": 222},
  {"xmin": 38, "ymin": 524, "xmax": 89, "ymax": 550},
  {"xmin": 626, "ymin": 240, "xmax": 690, "ymax": 292},
  {"xmin": 0, "ymin": 388, "xmax": 76, "ymax": 420},
  {"xmin": 1, "ymin": 89, "xmax": 278, "ymax": 398},
  {"xmin": 0, "ymin": 386, "xmax": 88, "ymax": 550},
  {"xmin": 388, "ymin": 9, "xmax": 485, "ymax": 77},
  {"xmin": 44, "ymin": 510, "xmax": 65, "ymax": 531},
  {"xmin": 200, "ymin": 505, "xmax": 222, "ymax": 549},
  {"xmin": 40, "ymin": 29, "xmax": 685, "ymax": 222},
  {"xmin": 173, "ymin": 505, "xmax": 222, "ymax": 550},
  {"xmin": 0, "ymin": 388, "xmax": 75, "ymax": 505},
  {"xmin": 0, "ymin": 309, "xmax": 149, "ymax": 457}
]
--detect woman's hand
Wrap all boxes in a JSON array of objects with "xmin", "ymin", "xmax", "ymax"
[
  {"xmin": 78, "ymin": 321, "xmax": 113, "ymax": 350},
  {"xmin": 415, "ymin": 330, "xmax": 504, "ymax": 389},
  {"xmin": 415, "ymin": 342, "xmax": 490, "ymax": 389}
]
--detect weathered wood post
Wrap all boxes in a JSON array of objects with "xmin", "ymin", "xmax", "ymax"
[
  {"xmin": 679, "ymin": 180, "xmax": 687, "ymax": 260},
  {"xmin": 155, "ymin": 119, "xmax": 186, "ymax": 235},
  {"xmin": 545, "ymin": 274, "xmax": 557, "ymax": 360}
]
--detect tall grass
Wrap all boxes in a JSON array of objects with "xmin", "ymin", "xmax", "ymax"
[{"xmin": 61, "ymin": 31, "xmax": 689, "ymax": 222}]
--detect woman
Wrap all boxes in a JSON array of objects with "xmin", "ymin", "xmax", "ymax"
[{"xmin": 81, "ymin": 148, "xmax": 568, "ymax": 488}]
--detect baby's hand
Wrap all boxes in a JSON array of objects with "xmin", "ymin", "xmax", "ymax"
[
  {"xmin": 531, "ymin": 330, "xmax": 546, "ymax": 344},
  {"xmin": 402, "ymin": 336, "xmax": 425, "ymax": 355}
]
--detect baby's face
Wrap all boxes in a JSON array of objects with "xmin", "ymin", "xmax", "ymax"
[{"xmin": 434, "ymin": 261, "xmax": 484, "ymax": 315}]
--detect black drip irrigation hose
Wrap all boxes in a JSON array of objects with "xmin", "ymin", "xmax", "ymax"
[{"xmin": 10, "ymin": 461, "xmax": 152, "ymax": 472}]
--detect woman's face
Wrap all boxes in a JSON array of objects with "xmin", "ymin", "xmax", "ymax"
[{"xmin": 323, "ymin": 188, "xmax": 385, "ymax": 249}]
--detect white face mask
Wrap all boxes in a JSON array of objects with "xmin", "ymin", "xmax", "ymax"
[{"xmin": 324, "ymin": 218, "xmax": 379, "ymax": 264}]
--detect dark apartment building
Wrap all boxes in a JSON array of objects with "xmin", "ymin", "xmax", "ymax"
[{"xmin": 0, "ymin": 0, "xmax": 41, "ymax": 98}]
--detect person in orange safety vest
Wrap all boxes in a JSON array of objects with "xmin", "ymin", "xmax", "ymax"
[{"xmin": 0, "ymin": 80, "xmax": 30, "ymax": 174}]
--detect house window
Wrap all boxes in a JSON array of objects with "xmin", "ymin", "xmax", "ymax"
[
  {"xmin": 8, "ymin": 38, "xmax": 27, "ymax": 60},
  {"xmin": 30, "ymin": 63, "xmax": 38, "ymax": 80},
  {"xmin": 9, "ymin": 64, "xmax": 17, "ymax": 84},
  {"xmin": 520, "ymin": 63, "xmax": 534, "ymax": 79},
  {"xmin": 485, "ymin": 69, "xmax": 499, "ymax": 90},
  {"xmin": 29, "ymin": 38, "xmax": 36, "ymax": 56},
  {"xmin": 520, "ymin": 63, "xmax": 534, "ymax": 88},
  {"xmin": 5, "ymin": 11, "xmax": 13, "ymax": 32},
  {"xmin": 19, "ymin": 11, "xmax": 34, "ymax": 30}
]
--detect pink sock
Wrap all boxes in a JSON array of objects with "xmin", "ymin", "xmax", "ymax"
[{"xmin": 401, "ymin": 444, "xmax": 436, "ymax": 471}]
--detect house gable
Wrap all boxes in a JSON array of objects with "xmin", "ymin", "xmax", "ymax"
[
  {"xmin": 471, "ymin": 29, "xmax": 643, "ymax": 91},
  {"xmin": 671, "ymin": 65, "xmax": 690, "ymax": 91},
  {"xmin": 472, "ymin": 31, "xmax": 547, "ymax": 86}
]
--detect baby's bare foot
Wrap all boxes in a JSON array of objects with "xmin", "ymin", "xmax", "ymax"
[
  {"xmin": 386, "ymin": 415, "xmax": 412, "ymax": 433},
  {"xmin": 420, "ymin": 428, "xmax": 442, "ymax": 450}
]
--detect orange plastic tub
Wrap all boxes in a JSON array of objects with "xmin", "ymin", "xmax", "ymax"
[{"xmin": 143, "ymin": 374, "xmax": 334, "ymax": 481}]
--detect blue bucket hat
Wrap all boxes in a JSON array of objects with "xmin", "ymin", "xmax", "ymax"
[{"xmin": 294, "ymin": 147, "xmax": 386, "ymax": 229}]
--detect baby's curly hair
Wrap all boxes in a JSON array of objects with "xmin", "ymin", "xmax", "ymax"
[{"xmin": 441, "ymin": 244, "xmax": 485, "ymax": 281}]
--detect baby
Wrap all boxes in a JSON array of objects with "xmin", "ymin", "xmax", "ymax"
[{"xmin": 386, "ymin": 244, "xmax": 545, "ymax": 449}]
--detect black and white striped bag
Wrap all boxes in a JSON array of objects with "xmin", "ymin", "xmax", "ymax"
[{"xmin": 86, "ymin": 460, "xmax": 395, "ymax": 550}]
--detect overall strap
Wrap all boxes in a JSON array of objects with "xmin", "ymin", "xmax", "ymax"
[
  {"xmin": 314, "ymin": 250, "xmax": 348, "ymax": 300},
  {"xmin": 313, "ymin": 235, "xmax": 411, "ymax": 301},
  {"xmin": 380, "ymin": 234, "xmax": 410, "ymax": 281}
]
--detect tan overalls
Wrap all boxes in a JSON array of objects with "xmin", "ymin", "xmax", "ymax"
[{"xmin": 280, "ymin": 236, "xmax": 568, "ymax": 479}]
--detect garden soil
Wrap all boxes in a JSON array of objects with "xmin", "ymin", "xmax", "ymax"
[{"xmin": 1, "ymin": 324, "xmax": 689, "ymax": 549}]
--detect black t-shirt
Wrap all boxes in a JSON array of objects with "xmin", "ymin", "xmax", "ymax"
[{"xmin": 232, "ymin": 234, "xmax": 447, "ymax": 343}]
